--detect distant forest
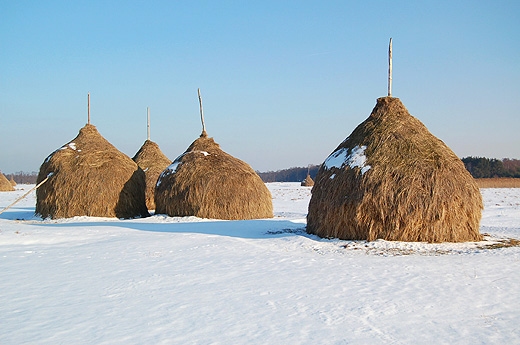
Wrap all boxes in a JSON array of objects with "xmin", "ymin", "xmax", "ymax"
[
  {"xmin": 4, "ymin": 157, "xmax": 520, "ymax": 184},
  {"xmin": 257, "ymin": 157, "xmax": 520, "ymax": 182}
]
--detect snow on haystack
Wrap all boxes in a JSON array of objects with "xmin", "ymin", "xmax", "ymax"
[{"xmin": 324, "ymin": 145, "xmax": 371, "ymax": 175}]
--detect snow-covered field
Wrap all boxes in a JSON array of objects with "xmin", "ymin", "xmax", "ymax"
[{"xmin": 1, "ymin": 183, "xmax": 519, "ymax": 344}]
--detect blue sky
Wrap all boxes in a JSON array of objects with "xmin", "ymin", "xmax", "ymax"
[{"xmin": 1, "ymin": 0, "xmax": 519, "ymax": 173}]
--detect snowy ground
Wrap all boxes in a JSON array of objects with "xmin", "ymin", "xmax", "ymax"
[{"xmin": 1, "ymin": 183, "xmax": 519, "ymax": 344}]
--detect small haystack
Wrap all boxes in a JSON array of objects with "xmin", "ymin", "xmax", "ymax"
[
  {"xmin": 0, "ymin": 172, "xmax": 14, "ymax": 191},
  {"xmin": 301, "ymin": 174, "xmax": 314, "ymax": 187},
  {"xmin": 154, "ymin": 89, "xmax": 273, "ymax": 220},
  {"xmin": 307, "ymin": 97, "xmax": 483, "ymax": 243},
  {"xmin": 9, "ymin": 176, "xmax": 17, "ymax": 186},
  {"xmin": 36, "ymin": 124, "xmax": 149, "ymax": 219},
  {"xmin": 132, "ymin": 107, "xmax": 172, "ymax": 211},
  {"xmin": 133, "ymin": 140, "xmax": 171, "ymax": 210}
]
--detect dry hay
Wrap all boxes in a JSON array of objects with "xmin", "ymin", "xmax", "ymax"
[
  {"xmin": 36, "ymin": 124, "xmax": 149, "ymax": 219},
  {"xmin": 0, "ymin": 172, "xmax": 14, "ymax": 191},
  {"xmin": 301, "ymin": 174, "xmax": 314, "ymax": 187},
  {"xmin": 307, "ymin": 97, "xmax": 483, "ymax": 243},
  {"xmin": 133, "ymin": 140, "xmax": 171, "ymax": 210},
  {"xmin": 476, "ymin": 178, "xmax": 520, "ymax": 188},
  {"xmin": 155, "ymin": 133, "xmax": 273, "ymax": 220},
  {"xmin": 9, "ymin": 176, "xmax": 17, "ymax": 186}
]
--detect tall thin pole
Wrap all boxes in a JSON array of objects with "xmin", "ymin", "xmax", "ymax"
[
  {"xmin": 87, "ymin": 92, "xmax": 91, "ymax": 124},
  {"xmin": 198, "ymin": 88, "xmax": 207, "ymax": 137},
  {"xmin": 147, "ymin": 107, "xmax": 150, "ymax": 141},
  {"xmin": 388, "ymin": 38, "xmax": 393, "ymax": 97}
]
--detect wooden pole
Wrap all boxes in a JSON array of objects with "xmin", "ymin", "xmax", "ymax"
[
  {"xmin": 198, "ymin": 88, "xmax": 207, "ymax": 137},
  {"xmin": 87, "ymin": 92, "xmax": 91, "ymax": 124},
  {"xmin": 0, "ymin": 174, "xmax": 52, "ymax": 215},
  {"xmin": 388, "ymin": 38, "xmax": 393, "ymax": 97},
  {"xmin": 147, "ymin": 107, "xmax": 150, "ymax": 141}
]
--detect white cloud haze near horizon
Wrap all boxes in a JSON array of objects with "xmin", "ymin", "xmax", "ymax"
[{"xmin": 1, "ymin": 1, "xmax": 519, "ymax": 173}]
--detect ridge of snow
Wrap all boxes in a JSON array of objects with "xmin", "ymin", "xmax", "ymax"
[
  {"xmin": 156, "ymin": 151, "xmax": 211, "ymax": 187},
  {"xmin": 324, "ymin": 145, "xmax": 371, "ymax": 175}
]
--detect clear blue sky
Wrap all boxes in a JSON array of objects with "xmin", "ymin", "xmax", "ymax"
[{"xmin": 1, "ymin": 0, "xmax": 519, "ymax": 173}]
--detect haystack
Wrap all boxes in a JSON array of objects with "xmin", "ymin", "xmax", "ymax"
[
  {"xmin": 307, "ymin": 97, "xmax": 482, "ymax": 243},
  {"xmin": 36, "ymin": 124, "xmax": 149, "ymax": 219},
  {"xmin": 155, "ymin": 89, "xmax": 272, "ymax": 220},
  {"xmin": 301, "ymin": 174, "xmax": 314, "ymax": 187},
  {"xmin": 155, "ymin": 132, "xmax": 273, "ymax": 220},
  {"xmin": 0, "ymin": 172, "xmax": 14, "ymax": 191},
  {"xmin": 9, "ymin": 176, "xmax": 17, "ymax": 186},
  {"xmin": 133, "ymin": 139, "xmax": 171, "ymax": 210}
]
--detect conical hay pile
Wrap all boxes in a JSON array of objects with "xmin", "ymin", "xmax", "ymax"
[
  {"xmin": 0, "ymin": 172, "xmax": 14, "ymax": 191},
  {"xmin": 155, "ymin": 134, "xmax": 273, "ymax": 220},
  {"xmin": 36, "ymin": 124, "xmax": 149, "ymax": 219},
  {"xmin": 301, "ymin": 174, "xmax": 314, "ymax": 187},
  {"xmin": 307, "ymin": 97, "xmax": 482, "ymax": 243},
  {"xmin": 133, "ymin": 139, "xmax": 171, "ymax": 210},
  {"xmin": 9, "ymin": 176, "xmax": 17, "ymax": 186}
]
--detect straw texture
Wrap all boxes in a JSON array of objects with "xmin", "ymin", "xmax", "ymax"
[
  {"xmin": 307, "ymin": 97, "xmax": 483, "ymax": 242},
  {"xmin": 36, "ymin": 124, "xmax": 149, "ymax": 219},
  {"xmin": 0, "ymin": 172, "xmax": 14, "ymax": 191},
  {"xmin": 133, "ymin": 140, "xmax": 171, "ymax": 210},
  {"xmin": 155, "ymin": 133, "xmax": 273, "ymax": 220}
]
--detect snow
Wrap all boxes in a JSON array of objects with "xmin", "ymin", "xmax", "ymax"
[
  {"xmin": 1, "ymin": 183, "xmax": 519, "ymax": 344},
  {"xmin": 324, "ymin": 145, "xmax": 371, "ymax": 175},
  {"xmin": 157, "ymin": 151, "xmax": 211, "ymax": 187}
]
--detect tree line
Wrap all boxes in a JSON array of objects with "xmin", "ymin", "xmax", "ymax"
[
  {"xmin": 3, "ymin": 171, "xmax": 39, "ymax": 184},
  {"xmin": 5, "ymin": 157, "xmax": 520, "ymax": 184},
  {"xmin": 258, "ymin": 157, "xmax": 520, "ymax": 182},
  {"xmin": 461, "ymin": 157, "xmax": 520, "ymax": 178}
]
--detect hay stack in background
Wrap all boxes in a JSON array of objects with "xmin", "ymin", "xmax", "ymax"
[
  {"xmin": 0, "ymin": 172, "xmax": 14, "ymax": 191},
  {"xmin": 36, "ymin": 124, "xmax": 149, "ymax": 219},
  {"xmin": 9, "ymin": 175, "xmax": 17, "ymax": 186},
  {"xmin": 133, "ymin": 140, "xmax": 171, "ymax": 211},
  {"xmin": 307, "ymin": 97, "xmax": 482, "ymax": 243},
  {"xmin": 155, "ymin": 88, "xmax": 272, "ymax": 220},
  {"xmin": 301, "ymin": 174, "xmax": 314, "ymax": 187}
]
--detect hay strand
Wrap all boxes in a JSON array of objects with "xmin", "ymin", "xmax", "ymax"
[{"xmin": 0, "ymin": 174, "xmax": 50, "ymax": 215}]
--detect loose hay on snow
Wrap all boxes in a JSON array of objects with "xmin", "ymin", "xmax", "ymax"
[
  {"xmin": 155, "ymin": 133, "xmax": 273, "ymax": 220},
  {"xmin": 133, "ymin": 140, "xmax": 171, "ymax": 210},
  {"xmin": 307, "ymin": 97, "xmax": 483, "ymax": 243},
  {"xmin": 36, "ymin": 124, "xmax": 149, "ymax": 219}
]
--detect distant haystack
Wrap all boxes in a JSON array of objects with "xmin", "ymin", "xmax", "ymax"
[
  {"xmin": 307, "ymin": 97, "xmax": 483, "ymax": 243},
  {"xmin": 133, "ymin": 139, "xmax": 171, "ymax": 210},
  {"xmin": 301, "ymin": 174, "xmax": 314, "ymax": 187},
  {"xmin": 0, "ymin": 172, "xmax": 14, "ymax": 191},
  {"xmin": 9, "ymin": 176, "xmax": 16, "ymax": 186},
  {"xmin": 155, "ymin": 132, "xmax": 273, "ymax": 220},
  {"xmin": 36, "ymin": 124, "xmax": 149, "ymax": 219}
]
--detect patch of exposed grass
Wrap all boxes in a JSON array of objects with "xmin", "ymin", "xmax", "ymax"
[{"xmin": 476, "ymin": 178, "xmax": 520, "ymax": 188}]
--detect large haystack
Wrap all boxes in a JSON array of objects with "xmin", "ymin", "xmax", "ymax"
[
  {"xmin": 133, "ymin": 140, "xmax": 171, "ymax": 210},
  {"xmin": 307, "ymin": 97, "xmax": 482, "ymax": 243},
  {"xmin": 155, "ymin": 132, "xmax": 273, "ymax": 220},
  {"xmin": 0, "ymin": 172, "xmax": 14, "ymax": 191},
  {"xmin": 36, "ymin": 124, "xmax": 149, "ymax": 219}
]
